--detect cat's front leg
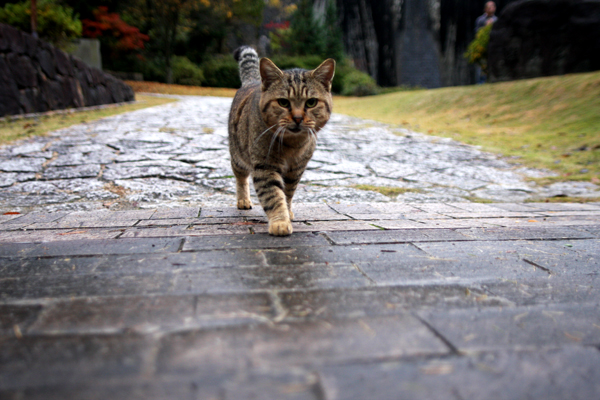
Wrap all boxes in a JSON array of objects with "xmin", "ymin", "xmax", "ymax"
[{"xmin": 253, "ymin": 170, "xmax": 292, "ymax": 236}]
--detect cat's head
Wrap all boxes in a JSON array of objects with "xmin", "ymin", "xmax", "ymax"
[{"xmin": 258, "ymin": 58, "xmax": 336, "ymax": 136}]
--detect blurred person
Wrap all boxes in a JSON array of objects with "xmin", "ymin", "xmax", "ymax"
[
  {"xmin": 476, "ymin": 1, "xmax": 498, "ymax": 32},
  {"xmin": 475, "ymin": 1, "xmax": 498, "ymax": 83}
]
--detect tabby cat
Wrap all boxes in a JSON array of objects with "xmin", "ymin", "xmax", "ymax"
[{"xmin": 228, "ymin": 46, "xmax": 335, "ymax": 236}]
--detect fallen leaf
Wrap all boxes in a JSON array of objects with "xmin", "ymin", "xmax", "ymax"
[
  {"xmin": 13, "ymin": 325, "xmax": 22, "ymax": 339},
  {"xmin": 564, "ymin": 332, "xmax": 582, "ymax": 342},
  {"xmin": 3, "ymin": 212, "xmax": 20, "ymax": 215},
  {"xmin": 420, "ymin": 363, "xmax": 454, "ymax": 375},
  {"xmin": 528, "ymin": 219, "xmax": 538, "ymax": 222}
]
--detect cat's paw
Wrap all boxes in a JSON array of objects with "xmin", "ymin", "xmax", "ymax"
[
  {"xmin": 237, "ymin": 199, "xmax": 253, "ymax": 210},
  {"xmin": 289, "ymin": 210, "xmax": 294, "ymax": 221},
  {"xmin": 269, "ymin": 220, "xmax": 293, "ymax": 236}
]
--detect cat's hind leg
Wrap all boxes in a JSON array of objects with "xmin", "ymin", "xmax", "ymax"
[
  {"xmin": 283, "ymin": 173, "xmax": 302, "ymax": 221},
  {"xmin": 232, "ymin": 166, "xmax": 252, "ymax": 210}
]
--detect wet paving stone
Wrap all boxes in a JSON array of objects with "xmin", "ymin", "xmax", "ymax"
[
  {"xmin": 326, "ymin": 228, "xmax": 471, "ymax": 245},
  {"xmin": 319, "ymin": 346, "xmax": 600, "ymax": 400},
  {"xmin": 0, "ymin": 228, "xmax": 124, "ymax": 243},
  {"xmin": 157, "ymin": 314, "xmax": 448, "ymax": 374},
  {"xmin": 263, "ymin": 243, "xmax": 427, "ymax": 267},
  {"xmin": 0, "ymin": 334, "xmax": 152, "ymax": 390},
  {"xmin": 0, "ymin": 304, "xmax": 44, "ymax": 336},
  {"xmin": 182, "ymin": 232, "xmax": 330, "ymax": 251},
  {"xmin": 0, "ymin": 255, "xmax": 104, "ymax": 278},
  {"xmin": 0, "ymin": 206, "xmax": 597, "ymax": 397},
  {"xmin": 417, "ymin": 239, "xmax": 600, "ymax": 277},
  {"xmin": 277, "ymin": 285, "xmax": 500, "ymax": 321},
  {"xmin": 0, "ymin": 378, "xmax": 224, "ymax": 400},
  {"xmin": 29, "ymin": 292, "xmax": 273, "ymax": 335},
  {"xmin": 456, "ymin": 226, "xmax": 595, "ymax": 241},
  {"xmin": 0, "ymin": 237, "xmax": 182, "ymax": 258},
  {"xmin": 172, "ymin": 263, "xmax": 370, "ymax": 293},
  {"xmin": 420, "ymin": 303, "xmax": 600, "ymax": 351},
  {"xmin": 0, "ymin": 271, "xmax": 176, "ymax": 300},
  {"xmin": 481, "ymin": 275, "xmax": 600, "ymax": 307}
]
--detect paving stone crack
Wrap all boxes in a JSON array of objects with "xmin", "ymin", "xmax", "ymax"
[
  {"xmin": 413, "ymin": 313, "xmax": 461, "ymax": 355},
  {"xmin": 351, "ymin": 263, "xmax": 377, "ymax": 284},
  {"xmin": 523, "ymin": 258, "xmax": 553, "ymax": 275}
]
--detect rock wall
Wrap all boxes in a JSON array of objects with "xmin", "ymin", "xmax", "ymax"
[
  {"xmin": 488, "ymin": 0, "xmax": 600, "ymax": 82},
  {"xmin": 0, "ymin": 23, "xmax": 134, "ymax": 118},
  {"xmin": 396, "ymin": 0, "xmax": 442, "ymax": 88}
]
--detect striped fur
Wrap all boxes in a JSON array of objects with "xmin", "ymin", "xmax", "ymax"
[
  {"xmin": 233, "ymin": 46, "xmax": 261, "ymax": 87},
  {"xmin": 228, "ymin": 46, "xmax": 335, "ymax": 236}
]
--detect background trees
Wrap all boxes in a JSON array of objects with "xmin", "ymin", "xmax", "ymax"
[
  {"xmin": 0, "ymin": 0, "xmax": 81, "ymax": 49},
  {"xmin": 0, "ymin": 0, "xmax": 376, "ymax": 94}
]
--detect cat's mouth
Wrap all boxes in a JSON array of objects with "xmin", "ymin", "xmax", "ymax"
[{"xmin": 287, "ymin": 126, "xmax": 302, "ymax": 133}]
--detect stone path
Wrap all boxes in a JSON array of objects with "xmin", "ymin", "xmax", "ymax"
[
  {"xmin": 1, "ymin": 96, "xmax": 600, "ymax": 398},
  {"xmin": 1, "ymin": 202, "xmax": 599, "ymax": 398},
  {"xmin": 1, "ymin": 95, "xmax": 598, "ymax": 214}
]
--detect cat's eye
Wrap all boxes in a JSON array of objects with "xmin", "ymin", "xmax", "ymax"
[
  {"xmin": 305, "ymin": 98, "xmax": 318, "ymax": 108},
  {"xmin": 277, "ymin": 99, "xmax": 290, "ymax": 108}
]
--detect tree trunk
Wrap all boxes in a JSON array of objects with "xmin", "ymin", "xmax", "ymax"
[
  {"xmin": 164, "ymin": 9, "xmax": 179, "ymax": 84},
  {"xmin": 30, "ymin": 0, "xmax": 38, "ymax": 38}
]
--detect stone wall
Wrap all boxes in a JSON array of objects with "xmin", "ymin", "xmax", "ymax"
[
  {"xmin": 0, "ymin": 23, "xmax": 134, "ymax": 117},
  {"xmin": 488, "ymin": 0, "xmax": 600, "ymax": 82}
]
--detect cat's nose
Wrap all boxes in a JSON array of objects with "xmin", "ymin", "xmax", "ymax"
[{"xmin": 292, "ymin": 115, "xmax": 303, "ymax": 125}]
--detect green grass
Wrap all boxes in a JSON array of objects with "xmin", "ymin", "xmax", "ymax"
[
  {"xmin": 334, "ymin": 71, "xmax": 600, "ymax": 184},
  {"xmin": 352, "ymin": 184, "xmax": 422, "ymax": 197},
  {"xmin": 125, "ymin": 81, "xmax": 237, "ymax": 97},
  {"xmin": 0, "ymin": 94, "xmax": 176, "ymax": 145},
  {"xmin": 526, "ymin": 196, "xmax": 600, "ymax": 203}
]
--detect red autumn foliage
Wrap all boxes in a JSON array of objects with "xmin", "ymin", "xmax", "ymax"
[
  {"xmin": 264, "ymin": 20, "xmax": 290, "ymax": 30},
  {"xmin": 82, "ymin": 7, "xmax": 149, "ymax": 51}
]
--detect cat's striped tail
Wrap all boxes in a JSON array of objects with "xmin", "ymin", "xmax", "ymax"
[{"xmin": 233, "ymin": 46, "xmax": 261, "ymax": 87}]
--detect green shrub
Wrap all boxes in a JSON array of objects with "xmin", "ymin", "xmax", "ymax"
[
  {"xmin": 171, "ymin": 56, "xmax": 204, "ymax": 86},
  {"xmin": 0, "ymin": 0, "xmax": 81, "ymax": 49},
  {"xmin": 138, "ymin": 57, "xmax": 167, "ymax": 83},
  {"xmin": 341, "ymin": 68, "xmax": 379, "ymax": 96},
  {"xmin": 201, "ymin": 55, "xmax": 240, "ymax": 88},
  {"xmin": 465, "ymin": 23, "xmax": 493, "ymax": 73}
]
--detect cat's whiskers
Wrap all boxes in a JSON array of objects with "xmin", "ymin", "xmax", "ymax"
[
  {"xmin": 254, "ymin": 124, "xmax": 278, "ymax": 144},
  {"xmin": 309, "ymin": 128, "xmax": 317, "ymax": 144},
  {"xmin": 279, "ymin": 126, "xmax": 285, "ymax": 151},
  {"xmin": 267, "ymin": 126, "xmax": 284, "ymax": 159}
]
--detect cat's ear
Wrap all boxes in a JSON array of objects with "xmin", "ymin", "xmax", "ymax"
[
  {"xmin": 311, "ymin": 59, "xmax": 336, "ymax": 92},
  {"xmin": 260, "ymin": 58, "xmax": 284, "ymax": 91}
]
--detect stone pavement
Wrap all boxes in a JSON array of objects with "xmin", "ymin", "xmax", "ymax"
[
  {"xmin": 0, "ymin": 202, "xmax": 600, "ymax": 399},
  {"xmin": 1, "ymin": 96, "xmax": 598, "ymax": 214},
  {"xmin": 1, "ymin": 96, "xmax": 600, "ymax": 398}
]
